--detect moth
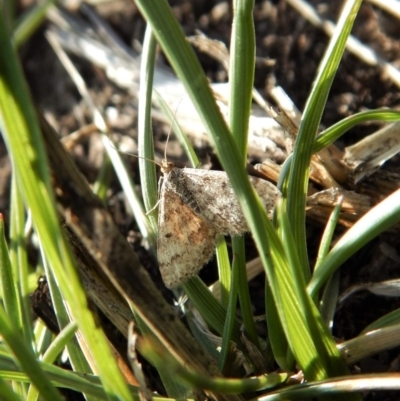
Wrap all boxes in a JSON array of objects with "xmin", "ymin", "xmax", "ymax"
[{"xmin": 157, "ymin": 161, "xmax": 280, "ymax": 288}]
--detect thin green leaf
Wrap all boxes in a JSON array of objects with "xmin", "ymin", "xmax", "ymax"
[
  {"xmin": 138, "ymin": 25, "xmax": 158, "ymax": 232},
  {"xmin": 234, "ymin": 237, "xmax": 259, "ymax": 349},
  {"xmin": 9, "ymin": 174, "xmax": 34, "ymax": 347},
  {"xmin": 215, "ymin": 236, "xmax": 231, "ymax": 308},
  {"xmin": 265, "ymin": 285, "xmax": 292, "ymax": 371},
  {"xmin": 0, "ymin": 306, "xmax": 63, "ymax": 401},
  {"xmin": 229, "ymin": 0, "xmax": 254, "ymax": 156},
  {"xmin": 13, "ymin": 0, "xmax": 57, "ymax": 47},
  {"xmin": 309, "ymin": 189, "xmax": 400, "ymax": 298},
  {"xmin": 315, "ymin": 198, "xmax": 343, "ymax": 329},
  {"xmin": 0, "ymin": 345, "xmax": 146, "ymax": 400},
  {"xmin": 276, "ymin": 201, "xmax": 352, "ymax": 384},
  {"xmin": 314, "ymin": 197, "xmax": 343, "ymax": 274},
  {"xmin": 183, "ymin": 277, "xmax": 242, "ymax": 344},
  {"xmin": 313, "ymin": 109, "xmax": 400, "ymax": 153},
  {"xmin": 362, "ymin": 308, "xmax": 400, "ymax": 333},
  {"xmin": 228, "ymin": 0, "xmax": 258, "ymax": 351},
  {"xmin": 338, "ymin": 324, "xmax": 400, "ymax": 365},
  {"xmin": 42, "ymin": 322, "xmax": 78, "ymax": 364},
  {"xmin": 218, "ymin": 251, "xmax": 239, "ymax": 372},
  {"xmin": 142, "ymin": 337, "xmax": 287, "ymax": 394},
  {"xmin": 286, "ymin": 0, "xmax": 362, "ymax": 280},
  {"xmin": 0, "ymin": 214, "xmax": 21, "ymax": 330},
  {"xmin": 257, "ymin": 373, "xmax": 400, "ymax": 401},
  {"xmin": 43, "ymin": 267, "xmax": 93, "ymax": 376},
  {"xmin": 0, "ymin": 13, "xmax": 131, "ymax": 400},
  {"xmin": 0, "ymin": 377, "xmax": 25, "ymax": 401},
  {"xmin": 133, "ymin": 1, "xmax": 358, "ymax": 393}
]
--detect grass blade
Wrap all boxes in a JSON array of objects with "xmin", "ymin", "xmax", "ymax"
[
  {"xmin": 309, "ymin": 188, "xmax": 400, "ymax": 297},
  {"xmin": 286, "ymin": 0, "xmax": 363, "ymax": 278},
  {"xmin": 0, "ymin": 12, "xmax": 132, "ymax": 400}
]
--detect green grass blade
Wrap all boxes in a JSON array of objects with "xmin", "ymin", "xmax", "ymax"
[
  {"xmin": 178, "ymin": 369, "xmax": 287, "ymax": 394},
  {"xmin": 315, "ymin": 198, "xmax": 343, "ymax": 327},
  {"xmin": 313, "ymin": 109, "xmax": 400, "ymax": 153},
  {"xmin": 42, "ymin": 322, "xmax": 78, "ymax": 364},
  {"xmin": 138, "ymin": 24, "xmax": 158, "ymax": 233},
  {"xmin": 183, "ymin": 277, "xmax": 242, "ymax": 343},
  {"xmin": 0, "ymin": 377, "xmax": 25, "ymax": 401},
  {"xmin": 218, "ymin": 260, "xmax": 239, "ymax": 372},
  {"xmin": 286, "ymin": 0, "xmax": 362, "ymax": 278},
  {"xmin": 319, "ymin": 272, "xmax": 340, "ymax": 332},
  {"xmin": 26, "ymin": 322, "xmax": 79, "ymax": 401},
  {"xmin": 0, "ymin": 190, "xmax": 31, "ymax": 397},
  {"xmin": 44, "ymin": 266, "xmax": 93, "ymax": 375},
  {"xmin": 13, "ymin": 0, "xmax": 57, "ymax": 47},
  {"xmin": 0, "ymin": 345, "xmax": 145, "ymax": 399},
  {"xmin": 142, "ymin": 337, "xmax": 287, "ymax": 394},
  {"xmin": 133, "ymin": 1, "xmax": 359, "ymax": 393},
  {"xmin": 0, "ymin": 215, "xmax": 21, "ymax": 331},
  {"xmin": 309, "ymin": 188, "xmax": 400, "ymax": 298},
  {"xmin": 0, "ymin": 13, "xmax": 132, "ymax": 400},
  {"xmin": 227, "ymin": 1, "xmax": 257, "ymax": 349},
  {"xmin": 9, "ymin": 175, "xmax": 34, "ymax": 347},
  {"xmin": 137, "ymin": 28, "xmax": 192, "ymax": 394},
  {"xmin": 215, "ymin": 236, "xmax": 231, "ymax": 308},
  {"xmin": 361, "ymin": 308, "xmax": 400, "ymax": 333},
  {"xmin": 92, "ymin": 153, "xmax": 113, "ymax": 201},
  {"xmin": 257, "ymin": 373, "xmax": 400, "ymax": 400},
  {"xmin": 265, "ymin": 285, "xmax": 292, "ymax": 371},
  {"xmin": 229, "ymin": 0, "xmax": 255, "ymax": 156},
  {"xmin": 0, "ymin": 306, "xmax": 63, "ymax": 401},
  {"xmin": 314, "ymin": 198, "xmax": 343, "ymax": 275},
  {"xmin": 233, "ymin": 237, "xmax": 259, "ymax": 349},
  {"xmin": 276, "ymin": 201, "xmax": 353, "ymax": 384},
  {"xmin": 338, "ymin": 324, "xmax": 400, "ymax": 365}
]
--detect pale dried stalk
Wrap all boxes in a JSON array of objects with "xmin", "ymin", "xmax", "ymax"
[
  {"xmin": 269, "ymin": 68, "xmax": 400, "ymax": 189},
  {"xmin": 344, "ymin": 121, "xmax": 400, "ymax": 183},
  {"xmin": 286, "ymin": 0, "xmax": 400, "ymax": 88},
  {"xmin": 46, "ymin": 6, "xmax": 287, "ymax": 161},
  {"xmin": 367, "ymin": 0, "xmax": 400, "ymax": 19}
]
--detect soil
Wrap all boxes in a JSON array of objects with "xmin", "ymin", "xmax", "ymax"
[{"xmin": 8, "ymin": 0, "xmax": 400, "ymax": 400}]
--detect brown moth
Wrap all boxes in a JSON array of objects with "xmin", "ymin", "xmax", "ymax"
[{"xmin": 157, "ymin": 161, "xmax": 280, "ymax": 288}]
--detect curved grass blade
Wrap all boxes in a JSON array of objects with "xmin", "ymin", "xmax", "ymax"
[
  {"xmin": 138, "ymin": 25, "xmax": 158, "ymax": 232},
  {"xmin": 286, "ymin": 0, "xmax": 362, "ymax": 277},
  {"xmin": 0, "ymin": 13, "xmax": 132, "ymax": 400},
  {"xmin": 133, "ymin": 1, "xmax": 360, "ymax": 394},
  {"xmin": 313, "ymin": 109, "xmax": 400, "ymax": 153},
  {"xmin": 308, "ymin": 189, "xmax": 400, "ymax": 297},
  {"xmin": 9, "ymin": 176, "xmax": 35, "ymax": 348},
  {"xmin": 0, "ymin": 307, "xmax": 63, "ymax": 401},
  {"xmin": 257, "ymin": 373, "xmax": 400, "ymax": 401},
  {"xmin": 0, "ymin": 215, "xmax": 21, "ymax": 331}
]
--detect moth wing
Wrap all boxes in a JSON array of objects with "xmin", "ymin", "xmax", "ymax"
[
  {"xmin": 157, "ymin": 189, "xmax": 217, "ymax": 288},
  {"xmin": 179, "ymin": 169, "xmax": 247, "ymax": 234},
  {"xmin": 248, "ymin": 176, "xmax": 281, "ymax": 216},
  {"xmin": 180, "ymin": 169, "xmax": 280, "ymax": 235}
]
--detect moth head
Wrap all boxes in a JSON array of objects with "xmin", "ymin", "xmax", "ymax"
[{"xmin": 160, "ymin": 159, "xmax": 175, "ymax": 174}]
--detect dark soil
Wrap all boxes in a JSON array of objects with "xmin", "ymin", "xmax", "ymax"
[{"xmin": 9, "ymin": 0, "xmax": 400, "ymax": 400}]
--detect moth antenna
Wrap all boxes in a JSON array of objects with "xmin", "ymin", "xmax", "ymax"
[
  {"xmin": 106, "ymin": 98, "xmax": 183, "ymax": 170},
  {"xmin": 164, "ymin": 127, "xmax": 170, "ymax": 162},
  {"xmin": 146, "ymin": 198, "xmax": 161, "ymax": 215},
  {"xmin": 164, "ymin": 99, "xmax": 183, "ymax": 162},
  {"xmin": 105, "ymin": 133, "xmax": 162, "ymax": 168}
]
